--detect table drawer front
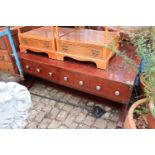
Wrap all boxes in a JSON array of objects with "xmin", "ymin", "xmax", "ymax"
[
  {"xmin": 90, "ymin": 78, "xmax": 108, "ymax": 96},
  {"xmin": 41, "ymin": 65, "xmax": 58, "ymax": 82},
  {"xmin": 21, "ymin": 59, "xmax": 58, "ymax": 82},
  {"xmin": 106, "ymin": 81, "xmax": 132, "ymax": 103},
  {"xmin": 74, "ymin": 73, "xmax": 90, "ymax": 90},
  {"xmin": 60, "ymin": 42, "xmax": 103, "ymax": 59},
  {"xmin": 21, "ymin": 60, "xmax": 35, "ymax": 74},
  {"xmin": 59, "ymin": 70, "xmax": 74, "ymax": 86},
  {"xmin": 21, "ymin": 37, "xmax": 53, "ymax": 50}
]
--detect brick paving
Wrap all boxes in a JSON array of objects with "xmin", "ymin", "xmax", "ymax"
[
  {"xmin": 24, "ymin": 81, "xmax": 121, "ymax": 129},
  {"xmin": 0, "ymin": 72, "xmax": 121, "ymax": 129}
]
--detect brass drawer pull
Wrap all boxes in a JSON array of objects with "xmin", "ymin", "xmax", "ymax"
[
  {"xmin": 22, "ymin": 39, "xmax": 27, "ymax": 45},
  {"xmin": 115, "ymin": 91, "xmax": 120, "ymax": 96},
  {"xmin": 92, "ymin": 49, "xmax": 99, "ymax": 57},
  {"xmin": 79, "ymin": 81, "xmax": 84, "ymax": 86},
  {"xmin": 96, "ymin": 85, "xmax": 101, "ymax": 91},
  {"xmin": 25, "ymin": 65, "xmax": 29, "ymax": 69},
  {"xmin": 64, "ymin": 76, "xmax": 68, "ymax": 81},
  {"xmin": 48, "ymin": 72, "xmax": 53, "ymax": 77},
  {"xmin": 36, "ymin": 68, "xmax": 41, "ymax": 73},
  {"xmin": 44, "ymin": 42, "xmax": 49, "ymax": 48},
  {"xmin": 62, "ymin": 46, "xmax": 68, "ymax": 51}
]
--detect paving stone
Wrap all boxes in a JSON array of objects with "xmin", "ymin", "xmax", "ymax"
[
  {"xmin": 40, "ymin": 98, "xmax": 50, "ymax": 105},
  {"xmin": 95, "ymin": 102, "xmax": 105, "ymax": 109},
  {"xmin": 87, "ymin": 101, "xmax": 95, "ymax": 106},
  {"xmin": 59, "ymin": 125, "xmax": 68, "ymax": 129},
  {"xmin": 49, "ymin": 107, "xmax": 60, "ymax": 119},
  {"xmin": 68, "ymin": 96, "xmax": 81, "ymax": 105},
  {"xmin": 61, "ymin": 94, "xmax": 72, "ymax": 102},
  {"xmin": 30, "ymin": 87, "xmax": 39, "ymax": 93},
  {"xmin": 94, "ymin": 119, "xmax": 107, "ymax": 129},
  {"xmin": 63, "ymin": 104, "xmax": 74, "ymax": 112},
  {"xmin": 35, "ymin": 102, "xmax": 45, "ymax": 111},
  {"xmin": 26, "ymin": 122, "xmax": 38, "ymax": 129},
  {"xmin": 35, "ymin": 111, "xmax": 46, "ymax": 123},
  {"xmin": 56, "ymin": 110, "xmax": 68, "ymax": 121},
  {"xmin": 25, "ymin": 81, "xmax": 121, "ymax": 129},
  {"xmin": 90, "ymin": 126, "xmax": 99, "ymax": 129},
  {"xmin": 49, "ymin": 89, "xmax": 59, "ymax": 97},
  {"xmin": 79, "ymin": 98, "xmax": 89, "ymax": 104},
  {"xmin": 48, "ymin": 120, "xmax": 61, "ymax": 129},
  {"xmin": 46, "ymin": 86, "xmax": 53, "ymax": 91},
  {"xmin": 101, "ymin": 112, "xmax": 111, "ymax": 120},
  {"xmin": 42, "ymin": 104, "xmax": 52, "ymax": 113},
  {"xmin": 107, "ymin": 121, "xmax": 116, "ymax": 129},
  {"xmin": 70, "ymin": 107, "xmax": 82, "ymax": 116},
  {"xmin": 69, "ymin": 122, "xmax": 78, "ymax": 129},
  {"xmin": 78, "ymin": 124, "xmax": 90, "ymax": 129},
  {"xmin": 48, "ymin": 100, "xmax": 56, "ymax": 107},
  {"xmin": 33, "ymin": 82, "xmax": 46, "ymax": 89},
  {"xmin": 31, "ymin": 95, "xmax": 41, "ymax": 102},
  {"xmin": 110, "ymin": 113, "xmax": 119, "ymax": 122},
  {"xmin": 55, "ymin": 102, "xmax": 65, "ymax": 109},
  {"xmin": 64, "ymin": 115, "xmax": 76, "ymax": 127},
  {"xmin": 38, "ymin": 119, "xmax": 52, "ymax": 129},
  {"xmin": 29, "ymin": 101, "xmax": 38, "ymax": 110},
  {"xmin": 28, "ymin": 110, "xmax": 38, "ymax": 121},
  {"xmin": 55, "ymin": 92, "xmax": 65, "ymax": 100},
  {"xmin": 83, "ymin": 115, "xmax": 95, "ymax": 126},
  {"xmin": 81, "ymin": 109, "xmax": 89, "ymax": 116},
  {"xmin": 104, "ymin": 106, "xmax": 113, "ymax": 112},
  {"xmin": 75, "ymin": 113, "xmax": 86, "ymax": 123}
]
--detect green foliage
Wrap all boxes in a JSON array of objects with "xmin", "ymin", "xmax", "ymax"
[
  {"xmin": 108, "ymin": 27, "xmax": 155, "ymax": 111},
  {"xmin": 130, "ymin": 27, "xmax": 155, "ymax": 102}
]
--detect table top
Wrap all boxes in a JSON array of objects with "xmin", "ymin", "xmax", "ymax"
[
  {"xmin": 22, "ymin": 27, "xmax": 75, "ymax": 39},
  {"xmin": 59, "ymin": 29, "xmax": 118, "ymax": 45}
]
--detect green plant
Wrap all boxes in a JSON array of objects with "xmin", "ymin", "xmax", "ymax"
[{"xmin": 108, "ymin": 27, "xmax": 155, "ymax": 116}]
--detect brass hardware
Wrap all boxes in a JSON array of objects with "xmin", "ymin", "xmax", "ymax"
[
  {"xmin": 36, "ymin": 68, "xmax": 41, "ymax": 73},
  {"xmin": 115, "ymin": 91, "xmax": 120, "ymax": 96},
  {"xmin": 79, "ymin": 81, "xmax": 84, "ymax": 86},
  {"xmin": 22, "ymin": 39, "xmax": 27, "ymax": 45},
  {"xmin": 62, "ymin": 45, "xmax": 68, "ymax": 51},
  {"xmin": 91, "ymin": 49, "xmax": 99, "ymax": 57},
  {"xmin": 96, "ymin": 85, "xmax": 101, "ymax": 91},
  {"xmin": 25, "ymin": 65, "xmax": 29, "ymax": 69},
  {"xmin": 48, "ymin": 72, "xmax": 53, "ymax": 76},
  {"xmin": 44, "ymin": 42, "xmax": 49, "ymax": 48},
  {"xmin": 64, "ymin": 76, "xmax": 68, "ymax": 81}
]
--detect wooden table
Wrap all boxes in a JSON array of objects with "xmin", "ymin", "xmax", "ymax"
[{"xmin": 18, "ymin": 42, "xmax": 139, "ymax": 104}]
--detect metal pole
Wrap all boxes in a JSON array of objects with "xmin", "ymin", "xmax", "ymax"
[{"xmin": 5, "ymin": 26, "xmax": 24, "ymax": 79}]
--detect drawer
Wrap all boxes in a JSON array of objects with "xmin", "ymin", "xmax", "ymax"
[
  {"xmin": 41, "ymin": 65, "xmax": 58, "ymax": 82},
  {"xmin": 59, "ymin": 70, "xmax": 74, "ymax": 86},
  {"xmin": 106, "ymin": 81, "xmax": 132, "ymax": 103},
  {"xmin": 90, "ymin": 78, "xmax": 108, "ymax": 96},
  {"xmin": 59, "ymin": 41, "xmax": 103, "ymax": 59},
  {"xmin": 21, "ymin": 60, "xmax": 35, "ymax": 74},
  {"xmin": 21, "ymin": 37, "xmax": 53, "ymax": 50},
  {"xmin": 22, "ymin": 60, "xmax": 58, "ymax": 82},
  {"xmin": 74, "ymin": 73, "xmax": 90, "ymax": 90}
]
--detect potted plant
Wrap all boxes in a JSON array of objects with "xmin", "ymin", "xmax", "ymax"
[
  {"xmin": 109, "ymin": 27, "xmax": 155, "ymax": 129},
  {"xmin": 124, "ymin": 27, "xmax": 155, "ymax": 129}
]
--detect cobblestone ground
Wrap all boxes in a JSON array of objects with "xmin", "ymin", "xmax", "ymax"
[{"xmin": 24, "ymin": 81, "xmax": 121, "ymax": 129}]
